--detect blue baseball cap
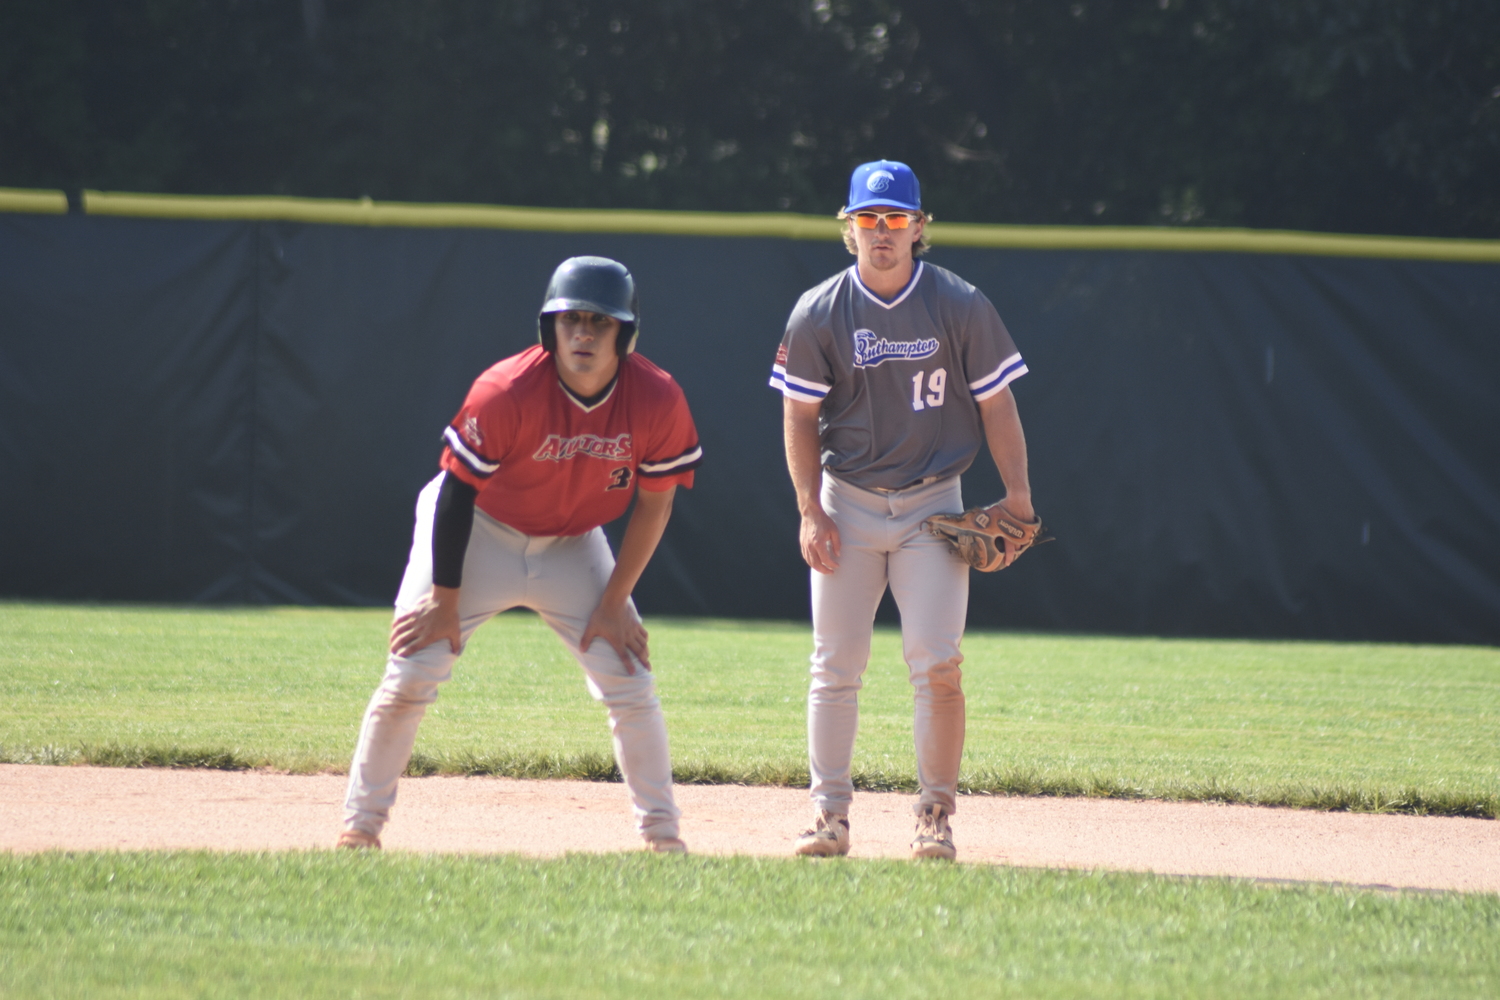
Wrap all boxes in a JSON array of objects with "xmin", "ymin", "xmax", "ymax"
[{"xmin": 844, "ymin": 160, "xmax": 922, "ymax": 213}]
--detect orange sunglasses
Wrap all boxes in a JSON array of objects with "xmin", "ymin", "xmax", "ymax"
[{"xmin": 849, "ymin": 210, "xmax": 920, "ymax": 230}]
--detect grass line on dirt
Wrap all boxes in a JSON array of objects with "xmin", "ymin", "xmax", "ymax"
[
  {"xmin": 4, "ymin": 741, "xmax": 1495, "ymax": 819},
  {"xmin": 3, "ymin": 601, "xmax": 1497, "ymax": 818}
]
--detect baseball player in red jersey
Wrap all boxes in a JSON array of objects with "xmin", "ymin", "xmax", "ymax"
[{"xmin": 339, "ymin": 256, "xmax": 702, "ymax": 853}]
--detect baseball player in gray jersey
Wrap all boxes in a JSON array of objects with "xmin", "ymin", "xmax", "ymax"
[{"xmin": 769, "ymin": 160, "xmax": 1035, "ymax": 860}]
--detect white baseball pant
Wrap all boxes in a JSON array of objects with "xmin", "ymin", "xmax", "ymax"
[
  {"xmin": 809, "ymin": 472, "xmax": 969, "ymax": 816},
  {"xmin": 343, "ymin": 474, "xmax": 681, "ymax": 842}
]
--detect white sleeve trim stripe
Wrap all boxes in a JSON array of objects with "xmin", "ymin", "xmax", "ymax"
[
  {"xmin": 970, "ymin": 355, "xmax": 1028, "ymax": 400},
  {"xmin": 639, "ymin": 445, "xmax": 703, "ymax": 475},
  {"xmin": 967, "ymin": 353, "xmax": 1025, "ymax": 391},
  {"xmin": 770, "ymin": 365, "xmax": 828, "ymax": 401},
  {"xmin": 781, "ymin": 371, "xmax": 830, "ymax": 393},
  {"xmin": 443, "ymin": 425, "xmax": 500, "ymax": 476},
  {"xmin": 968, "ymin": 354, "xmax": 1026, "ymax": 391},
  {"xmin": 770, "ymin": 375, "xmax": 828, "ymax": 404}
]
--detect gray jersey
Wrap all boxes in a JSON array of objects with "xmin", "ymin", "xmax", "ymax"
[{"xmin": 770, "ymin": 261, "xmax": 1026, "ymax": 491}]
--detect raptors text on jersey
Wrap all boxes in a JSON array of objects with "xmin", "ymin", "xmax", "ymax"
[{"xmin": 442, "ymin": 345, "xmax": 701, "ymax": 536}]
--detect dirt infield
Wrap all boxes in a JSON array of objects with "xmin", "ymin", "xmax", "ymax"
[{"xmin": 3, "ymin": 764, "xmax": 1496, "ymax": 893}]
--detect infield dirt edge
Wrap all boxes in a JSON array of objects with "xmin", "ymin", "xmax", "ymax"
[{"xmin": 3, "ymin": 764, "xmax": 1497, "ymax": 894}]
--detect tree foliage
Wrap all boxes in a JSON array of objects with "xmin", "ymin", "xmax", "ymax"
[{"xmin": 2, "ymin": 0, "xmax": 1497, "ymax": 236}]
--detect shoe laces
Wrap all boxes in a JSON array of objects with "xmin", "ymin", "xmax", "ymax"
[
  {"xmin": 804, "ymin": 811, "xmax": 848, "ymax": 838},
  {"xmin": 915, "ymin": 805, "xmax": 950, "ymax": 841}
]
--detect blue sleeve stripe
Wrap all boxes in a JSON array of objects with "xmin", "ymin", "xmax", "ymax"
[
  {"xmin": 969, "ymin": 355, "xmax": 1027, "ymax": 400},
  {"xmin": 771, "ymin": 365, "xmax": 828, "ymax": 403}
]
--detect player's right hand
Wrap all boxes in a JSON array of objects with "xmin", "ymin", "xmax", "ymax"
[
  {"xmin": 799, "ymin": 508, "xmax": 842, "ymax": 574},
  {"xmin": 390, "ymin": 586, "xmax": 463, "ymax": 656}
]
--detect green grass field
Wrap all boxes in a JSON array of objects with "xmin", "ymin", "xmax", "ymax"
[
  {"xmin": 4, "ymin": 852, "xmax": 1498, "ymax": 1000},
  {"xmin": 4, "ymin": 600, "xmax": 1498, "ymax": 999},
  {"xmin": 3, "ymin": 601, "xmax": 1496, "ymax": 816}
]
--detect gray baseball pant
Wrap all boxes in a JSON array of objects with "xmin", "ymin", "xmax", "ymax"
[
  {"xmin": 343, "ymin": 474, "xmax": 681, "ymax": 842},
  {"xmin": 809, "ymin": 472, "xmax": 968, "ymax": 816}
]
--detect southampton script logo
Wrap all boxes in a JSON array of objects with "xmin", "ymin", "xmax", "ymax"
[
  {"xmin": 533, "ymin": 432, "xmax": 632, "ymax": 462},
  {"xmin": 852, "ymin": 329, "xmax": 940, "ymax": 368}
]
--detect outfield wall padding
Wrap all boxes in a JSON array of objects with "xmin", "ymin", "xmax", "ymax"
[{"xmin": 2, "ymin": 209, "xmax": 1496, "ymax": 644}]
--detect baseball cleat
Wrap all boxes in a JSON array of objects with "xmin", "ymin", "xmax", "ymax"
[
  {"xmin": 793, "ymin": 810, "xmax": 851, "ymax": 857},
  {"xmin": 336, "ymin": 829, "xmax": 382, "ymax": 850},
  {"xmin": 910, "ymin": 803, "xmax": 956, "ymax": 860},
  {"xmin": 647, "ymin": 835, "xmax": 688, "ymax": 854}
]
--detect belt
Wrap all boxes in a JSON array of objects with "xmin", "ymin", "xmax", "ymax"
[{"xmin": 870, "ymin": 475, "xmax": 941, "ymax": 494}]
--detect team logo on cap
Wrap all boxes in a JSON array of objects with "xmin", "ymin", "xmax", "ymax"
[{"xmin": 866, "ymin": 170, "xmax": 896, "ymax": 193}]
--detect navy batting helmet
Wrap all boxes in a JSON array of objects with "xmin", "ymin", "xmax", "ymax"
[{"xmin": 537, "ymin": 256, "xmax": 640, "ymax": 355}]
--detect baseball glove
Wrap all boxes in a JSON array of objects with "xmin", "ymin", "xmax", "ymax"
[{"xmin": 922, "ymin": 502, "xmax": 1051, "ymax": 572}]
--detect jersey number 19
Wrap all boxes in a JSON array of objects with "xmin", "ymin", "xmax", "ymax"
[{"xmin": 910, "ymin": 368, "xmax": 947, "ymax": 411}]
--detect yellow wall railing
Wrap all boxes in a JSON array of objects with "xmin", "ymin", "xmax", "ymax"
[{"xmin": 2, "ymin": 187, "xmax": 1497, "ymax": 263}]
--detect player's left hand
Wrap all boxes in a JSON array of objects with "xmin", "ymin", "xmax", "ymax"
[
  {"xmin": 922, "ymin": 498, "xmax": 1051, "ymax": 572},
  {"xmin": 581, "ymin": 599, "xmax": 651, "ymax": 675},
  {"xmin": 390, "ymin": 586, "xmax": 463, "ymax": 656}
]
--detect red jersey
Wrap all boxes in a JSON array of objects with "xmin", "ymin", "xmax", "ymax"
[{"xmin": 439, "ymin": 346, "xmax": 701, "ymax": 536}]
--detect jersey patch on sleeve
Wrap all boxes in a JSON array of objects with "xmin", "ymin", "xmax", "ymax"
[
  {"xmin": 461, "ymin": 414, "xmax": 484, "ymax": 449},
  {"xmin": 968, "ymin": 353, "xmax": 1028, "ymax": 400},
  {"xmin": 443, "ymin": 425, "xmax": 500, "ymax": 477}
]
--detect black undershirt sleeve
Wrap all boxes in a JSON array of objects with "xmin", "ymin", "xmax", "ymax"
[{"xmin": 431, "ymin": 471, "xmax": 479, "ymax": 588}]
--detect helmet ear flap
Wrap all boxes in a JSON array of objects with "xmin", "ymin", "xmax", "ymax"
[
  {"xmin": 618, "ymin": 285, "xmax": 640, "ymax": 355},
  {"xmin": 538, "ymin": 313, "xmax": 558, "ymax": 353}
]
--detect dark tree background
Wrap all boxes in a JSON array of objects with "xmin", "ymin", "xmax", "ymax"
[{"xmin": 3, "ymin": 0, "xmax": 1498, "ymax": 237}]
